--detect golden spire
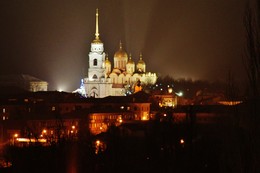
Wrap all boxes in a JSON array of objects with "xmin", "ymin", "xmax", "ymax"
[
  {"xmin": 92, "ymin": 8, "xmax": 102, "ymax": 43},
  {"xmin": 119, "ymin": 40, "xmax": 123, "ymax": 49},
  {"xmin": 95, "ymin": 8, "xmax": 99, "ymax": 40},
  {"xmin": 114, "ymin": 40, "xmax": 128, "ymax": 59},
  {"xmin": 139, "ymin": 52, "xmax": 143, "ymax": 60}
]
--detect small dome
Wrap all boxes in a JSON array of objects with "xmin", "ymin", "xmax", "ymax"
[
  {"xmin": 127, "ymin": 54, "xmax": 135, "ymax": 65},
  {"xmin": 137, "ymin": 53, "xmax": 145, "ymax": 65},
  {"xmin": 105, "ymin": 54, "xmax": 111, "ymax": 65},
  {"xmin": 114, "ymin": 41, "xmax": 128, "ymax": 59}
]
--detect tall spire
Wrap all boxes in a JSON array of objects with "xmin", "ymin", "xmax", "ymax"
[
  {"xmin": 92, "ymin": 8, "xmax": 102, "ymax": 43},
  {"xmin": 95, "ymin": 8, "xmax": 99, "ymax": 40}
]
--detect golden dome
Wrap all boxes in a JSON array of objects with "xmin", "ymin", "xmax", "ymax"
[
  {"xmin": 127, "ymin": 54, "xmax": 135, "ymax": 64},
  {"xmin": 112, "ymin": 68, "xmax": 122, "ymax": 74},
  {"xmin": 105, "ymin": 54, "xmax": 111, "ymax": 64},
  {"xmin": 114, "ymin": 41, "xmax": 128, "ymax": 59},
  {"xmin": 137, "ymin": 53, "xmax": 145, "ymax": 65},
  {"xmin": 92, "ymin": 38, "xmax": 102, "ymax": 44}
]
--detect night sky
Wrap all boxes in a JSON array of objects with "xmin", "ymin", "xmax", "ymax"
[{"xmin": 0, "ymin": 0, "xmax": 247, "ymax": 91}]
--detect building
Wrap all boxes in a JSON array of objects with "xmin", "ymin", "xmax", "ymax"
[
  {"xmin": 83, "ymin": 9, "xmax": 157, "ymax": 98},
  {"xmin": 0, "ymin": 74, "xmax": 48, "ymax": 92},
  {"xmin": 0, "ymin": 90, "xmax": 152, "ymax": 144}
]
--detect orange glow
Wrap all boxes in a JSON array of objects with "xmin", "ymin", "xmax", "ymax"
[
  {"xmin": 16, "ymin": 138, "xmax": 47, "ymax": 143},
  {"xmin": 96, "ymin": 140, "xmax": 100, "ymax": 145},
  {"xmin": 94, "ymin": 139, "xmax": 106, "ymax": 154},
  {"xmin": 141, "ymin": 112, "xmax": 149, "ymax": 121},
  {"xmin": 42, "ymin": 129, "xmax": 47, "ymax": 134},
  {"xmin": 117, "ymin": 116, "xmax": 123, "ymax": 123},
  {"xmin": 134, "ymin": 85, "xmax": 142, "ymax": 93},
  {"xmin": 218, "ymin": 101, "xmax": 242, "ymax": 106}
]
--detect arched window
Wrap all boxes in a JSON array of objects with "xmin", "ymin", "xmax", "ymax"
[{"xmin": 94, "ymin": 59, "xmax": 97, "ymax": 66}]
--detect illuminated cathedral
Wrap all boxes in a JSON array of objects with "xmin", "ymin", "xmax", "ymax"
[{"xmin": 82, "ymin": 9, "xmax": 157, "ymax": 98}]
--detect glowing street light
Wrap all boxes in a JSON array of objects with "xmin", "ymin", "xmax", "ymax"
[
  {"xmin": 176, "ymin": 91, "xmax": 183, "ymax": 97},
  {"xmin": 168, "ymin": 87, "xmax": 183, "ymax": 96},
  {"xmin": 42, "ymin": 129, "xmax": 47, "ymax": 134},
  {"xmin": 96, "ymin": 140, "xmax": 100, "ymax": 145},
  {"xmin": 168, "ymin": 88, "xmax": 173, "ymax": 94},
  {"xmin": 12, "ymin": 133, "xmax": 18, "ymax": 145},
  {"xmin": 180, "ymin": 138, "xmax": 185, "ymax": 148}
]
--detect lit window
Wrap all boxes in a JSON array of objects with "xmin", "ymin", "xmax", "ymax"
[
  {"xmin": 52, "ymin": 106, "xmax": 56, "ymax": 111},
  {"xmin": 3, "ymin": 108, "xmax": 5, "ymax": 113}
]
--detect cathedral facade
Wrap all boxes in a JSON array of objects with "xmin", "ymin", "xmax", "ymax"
[{"xmin": 83, "ymin": 9, "xmax": 157, "ymax": 98}]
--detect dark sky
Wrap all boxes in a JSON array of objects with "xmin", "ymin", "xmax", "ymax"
[{"xmin": 0, "ymin": 0, "xmax": 247, "ymax": 91}]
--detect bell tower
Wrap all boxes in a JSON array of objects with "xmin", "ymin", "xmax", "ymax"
[
  {"xmin": 84, "ymin": 9, "xmax": 112, "ymax": 98},
  {"xmin": 88, "ymin": 8, "xmax": 106, "ymax": 80}
]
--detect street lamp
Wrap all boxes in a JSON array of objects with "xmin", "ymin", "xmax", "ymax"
[
  {"xmin": 176, "ymin": 91, "xmax": 183, "ymax": 97},
  {"xmin": 13, "ymin": 133, "xmax": 18, "ymax": 145},
  {"xmin": 42, "ymin": 129, "xmax": 47, "ymax": 134}
]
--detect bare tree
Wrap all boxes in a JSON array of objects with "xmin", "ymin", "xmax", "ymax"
[
  {"xmin": 240, "ymin": 1, "xmax": 260, "ymax": 172},
  {"xmin": 244, "ymin": 0, "xmax": 260, "ymax": 98}
]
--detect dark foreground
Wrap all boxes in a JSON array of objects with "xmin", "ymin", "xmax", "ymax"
[{"xmin": 1, "ymin": 116, "xmax": 260, "ymax": 173}]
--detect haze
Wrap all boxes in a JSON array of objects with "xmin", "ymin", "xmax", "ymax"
[{"xmin": 0, "ymin": 0, "xmax": 246, "ymax": 91}]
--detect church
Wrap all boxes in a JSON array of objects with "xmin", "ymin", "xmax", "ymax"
[{"xmin": 83, "ymin": 9, "xmax": 157, "ymax": 98}]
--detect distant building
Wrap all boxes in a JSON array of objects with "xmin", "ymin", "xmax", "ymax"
[
  {"xmin": 83, "ymin": 9, "xmax": 157, "ymax": 98},
  {"xmin": 0, "ymin": 74, "xmax": 48, "ymax": 92},
  {"xmin": 153, "ymin": 94, "xmax": 178, "ymax": 108},
  {"xmin": 0, "ymin": 90, "xmax": 152, "ymax": 143}
]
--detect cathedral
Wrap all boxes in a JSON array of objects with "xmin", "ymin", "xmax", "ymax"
[{"xmin": 83, "ymin": 9, "xmax": 157, "ymax": 98}]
